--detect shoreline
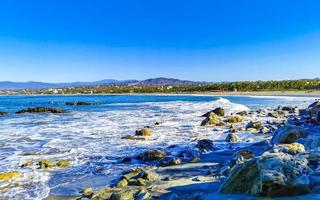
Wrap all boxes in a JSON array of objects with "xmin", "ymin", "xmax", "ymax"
[{"xmin": 1, "ymin": 90, "xmax": 320, "ymax": 97}]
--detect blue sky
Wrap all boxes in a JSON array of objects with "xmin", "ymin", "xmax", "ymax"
[{"xmin": 0, "ymin": 0, "xmax": 319, "ymax": 82}]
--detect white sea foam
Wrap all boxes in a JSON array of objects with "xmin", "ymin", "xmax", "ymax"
[{"xmin": 0, "ymin": 96, "xmax": 315, "ymax": 199}]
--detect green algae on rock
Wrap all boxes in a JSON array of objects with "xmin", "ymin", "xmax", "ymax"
[
  {"xmin": 135, "ymin": 129, "xmax": 153, "ymax": 136},
  {"xmin": 136, "ymin": 150, "xmax": 166, "ymax": 162},
  {"xmin": 16, "ymin": 107, "xmax": 66, "ymax": 114},
  {"xmin": 0, "ymin": 171, "xmax": 21, "ymax": 181}
]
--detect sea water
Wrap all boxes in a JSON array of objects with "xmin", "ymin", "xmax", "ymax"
[{"xmin": 0, "ymin": 95, "xmax": 317, "ymax": 199}]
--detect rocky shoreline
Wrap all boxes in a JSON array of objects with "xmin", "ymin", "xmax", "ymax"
[
  {"xmin": 43, "ymin": 100, "xmax": 320, "ymax": 199},
  {"xmin": 1, "ymin": 99, "xmax": 320, "ymax": 199}
]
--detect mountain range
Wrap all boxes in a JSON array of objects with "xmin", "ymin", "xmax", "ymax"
[{"xmin": 0, "ymin": 78, "xmax": 203, "ymax": 90}]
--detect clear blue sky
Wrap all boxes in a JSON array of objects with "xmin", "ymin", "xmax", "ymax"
[{"xmin": 0, "ymin": 0, "xmax": 319, "ymax": 82}]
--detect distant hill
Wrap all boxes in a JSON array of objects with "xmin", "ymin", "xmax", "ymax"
[{"xmin": 0, "ymin": 78, "xmax": 202, "ymax": 90}]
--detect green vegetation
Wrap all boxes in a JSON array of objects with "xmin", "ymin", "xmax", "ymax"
[{"xmin": 2, "ymin": 79, "xmax": 320, "ymax": 95}]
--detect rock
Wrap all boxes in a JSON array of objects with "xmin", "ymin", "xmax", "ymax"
[
  {"xmin": 309, "ymin": 100, "xmax": 320, "ymax": 124},
  {"xmin": 121, "ymin": 135, "xmax": 146, "ymax": 141},
  {"xmin": 135, "ymin": 189, "xmax": 152, "ymax": 200},
  {"xmin": 189, "ymin": 157, "xmax": 201, "ymax": 163},
  {"xmin": 260, "ymin": 127, "xmax": 270, "ymax": 133},
  {"xmin": 135, "ymin": 129, "xmax": 153, "ymax": 136},
  {"xmin": 21, "ymin": 161, "xmax": 33, "ymax": 168},
  {"xmin": 246, "ymin": 121, "xmax": 264, "ymax": 130},
  {"xmin": 121, "ymin": 157, "xmax": 132, "ymax": 163},
  {"xmin": 122, "ymin": 168, "xmax": 144, "ymax": 180},
  {"xmin": 38, "ymin": 159, "xmax": 56, "ymax": 169},
  {"xmin": 202, "ymin": 107, "xmax": 225, "ymax": 117},
  {"xmin": 271, "ymin": 125, "xmax": 307, "ymax": 144},
  {"xmin": 225, "ymin": 133, "xmax": 240, "ymax": 143},
  {"xmin": 66, "ymin": 101, "xmax": 91, "ymax": 106},
  {"xmin": 227, "ymin": 116, "xmax": 243, "ymax": 123},
  {"xmin": 309, "ymin": 171, "xmax": 320, "ymax": 192},
  {"xmin": 281, "ymin": 106, "xmax": 299, "ymax": 113},
  {"xmin": 91, "ymin": 187, "xmax": 113, "ymax": 200},
  {"xmin": 233, "ymin": 150, "xmax": 255, "ymax": 165},
  {"xmin": 56, "ymin": 160, "xmax": 71, "ymax": 168},
  {"xmin": 257, "ymin": 109, "xmax": 268, "ymax": 115},
  {"xmin": 16, "ymin": 107, "xmax": 65, "ymax": 114},
  {"xmin": 115, "ymin": 178, "xmax": 128, "ymax": 188},
  {"xmin": 201, "ymin": 113, "xmax": 224, "ymax": 126},
  {"xmin": 220, "ymin": 152, "xmax": 312, "ymax": 196},
  {"xmin": 135, "ymin": 178, "xmax": 147, "ymax": 186},
  {"xmin": 0, "ymin": 112, "xmax": 8, "ymax": 116},
  {"xmin": 81, "ymin": 188, "xmax": 94, "ymax": 197},
  {"xmin": 160, "ymin": 157, "xmax": 181, "ymax": 166},
  {"xmin": 136, "ymin": 150, "xmax": 166, "ymax": 161},
  {"xmin": 246, "ymin": 128, "xmax": 259, "ymax": 133},
  {"xmin": 236, "ymin": 110, "xmax": 248, "ymax": 116},
  {"xmin": 0, "ymin": 171, "xmax": 21, "ymax": 181},
  {"xmin": 276, "ymin": 142, "xmax": 305, "ymax": 155},
  {"xmin": 109, "ymin": 190, "xmax": 136, "ymax": 200},
  {"xmin": 268, "ymin": 112, "xmax": 280, "ymax": 118},
  {"xmin": 195, "ymin": 139, "xmax": 215, "ymax": 152}
]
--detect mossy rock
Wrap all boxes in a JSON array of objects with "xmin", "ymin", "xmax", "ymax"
[
  {"xmin": 201, "ymin": 113, "xmax": 224, "ymax": 126},
  {"xmin": 202, "ymin": 107, "xmax": 225, "ymax": 117},
  {"xmin": 81, "ymin": 188, "xmax": 94, "ymax": 197},
  {"xmin": 189, "ymin": 157, "xmax": 201, "ymax": 163},
  {"xmin": 0, "ymin": 112, "xmax": 8, "ymax": 116},
  {"xmin": 227, "ymin": 116, "xmax": 243, "ymax": 123},
  {"xmin": 21, "ymin": 161, "xmax": 33, "ymax": 168},
  {"xmin": 225, "ymin": 133, "xmax": 240, "ymax": 143},
  {"xmin": 38, "ymin": 159, "xmax": 56, "ymax": 169},
  {"xmin": 56, "ymin": 160, "xmax": 71, "ymax": 168},
  {"xmin": 0, "ymin": 171, "xmax": 21, "ymax": 181},
  {"xmin": 268, "ymin": 112, "xmax": 280, "ymax": 118},
  {"xmin": 236, "ymin": 110, "xmax": 248, "ymax": 116},
  {"xmin": 136, "ymin": 150, "xmax": 166, "ymax": 161},
  {"xmin": 279, "ymin": 142, "xmax": 305, "ymax": 155},
  {"xmin": 16, "ymin": 107, "xmax": 65, "ymax": 114},
  {"xmin": 121, "ymin": 135, "xmax": 146, "ymax": 141},
  {"xmin": 115, "ymin": 178, "xmax": 128, "ymax": 188},
  {"xmin": 247, "ymin": 121, "xmax": 264, "ymax": 130},
  {"xmin": 135, "ymin": 129, "xmax": 153, "ymax": 136},
  {"xmin": 66, "ymin": 101, "xmax": 91, "ymax": 106}
]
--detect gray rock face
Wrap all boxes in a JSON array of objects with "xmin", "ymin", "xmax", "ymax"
[
  {"xmin": 220, "ymin": 152, "xmax": 312, "ymax": 197},
  {"xmin": 271, "ymin": 125, "xmax": 307, "ymax": 144}
]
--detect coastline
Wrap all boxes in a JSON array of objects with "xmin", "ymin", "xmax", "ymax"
[{"xmin": 1, "ymin": 90, "xmax": 320, "ymax": 97}]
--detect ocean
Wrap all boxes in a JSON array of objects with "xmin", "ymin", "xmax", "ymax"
[{"xmin": 0, "ymin": 94, "xmax": 317, "ymax": 199}]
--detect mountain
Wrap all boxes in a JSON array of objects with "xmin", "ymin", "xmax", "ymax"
[
  {"xmin": 137, "ymin": 77, "xmax": 200, "ymax": 85},
  {"xmin": 0, "ymin": 78, "xmax": 202, "ymax": 90}
]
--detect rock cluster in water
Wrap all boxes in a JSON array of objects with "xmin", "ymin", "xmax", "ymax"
[{"xmin": 16, "ymin": 107, "xmax": 66, "ymax": 114}]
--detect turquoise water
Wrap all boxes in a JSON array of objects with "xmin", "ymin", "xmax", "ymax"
[{"xmin": 0, "ymin": 95, "xmax": 317, "ymax": 199}]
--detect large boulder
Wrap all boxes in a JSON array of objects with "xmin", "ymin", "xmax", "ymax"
[
  {"xmin": 220, "ymin": 152, "xmax": 312, "ymax": 196},
  {"xmin": 271, "ymin": 125, "xmax": 307, "ymax": 144},
  {"xmin": 202, "ymin": 107, "xmax": 225, "ymax": 117},
  {"xmin": 201, "ymin": 113, "xmax": 223, "ymax": 126},
  {"xmin": 308, "ymin": 100, "xmax": 320, "ymax": 124}
]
